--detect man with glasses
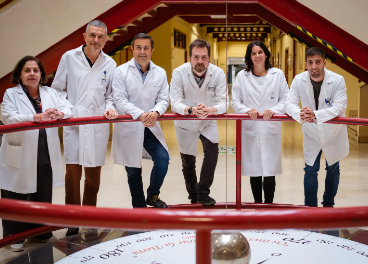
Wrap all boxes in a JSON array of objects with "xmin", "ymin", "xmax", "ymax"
[
  {"xmin": 170, "ymin": 39, "xmax": 228, "ymax": 205},
  {"xmin": 52, "ymin": 20, "xmax": 118, "ymax": 236},
  {"xmin": 285, "ymin": 47, "xmax": 349, "ymax": 207}
]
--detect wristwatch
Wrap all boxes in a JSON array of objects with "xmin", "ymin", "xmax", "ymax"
[{"xmin": 188, "ymin": 107, "xmax": 193, "ymax": 115}]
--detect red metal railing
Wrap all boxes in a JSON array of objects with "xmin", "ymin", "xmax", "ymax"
[
  {"xmin": 1, "ymin": 114, "xmax": 368, "ymax": 263},
  {"xmin": 0, "ymin": 199, "xmax": 368, "ymax": 263}
]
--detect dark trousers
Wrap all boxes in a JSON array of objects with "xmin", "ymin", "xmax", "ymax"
[
  {"xmin": 125, "ymin": 128, "xmax": 169, "ymax": 208},
  {"xmin": 304, "ymin": 150, "xmax": 340, "ymax": 207},
  {"xmin": 1, "ymin": 164, "xmax": 53, "ymax": 241},
  {"xmin": 250, "ymin": 176, "xmax": 276, "ymax": 203},
  {"xmin": 180, "ymin": 135, "xmax": 218, "ymax": 200},
  {"xmin": 65, "ymin": 164, "xmax": 101, "ymax": 206}
]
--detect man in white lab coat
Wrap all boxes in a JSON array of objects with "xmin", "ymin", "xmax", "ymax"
[
  {"xmin": 285, "ymin": 47, "xmax": 349, "ymax": 207},
  {"xmin": 112, "ymin": 33, "xmax": 170, "ymax": 208},
  {"xmin": 52, "ymin": 20, "xmax": 118, "ymax": 236},
  {"xmin": 170, "ymin": 39, "xmax": 228, "ymax": 205}
]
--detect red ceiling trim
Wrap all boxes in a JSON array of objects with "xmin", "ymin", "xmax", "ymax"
[
  {"xmin": 1, "ymin": 0, "xmax": 367, "ymax": 99},
  {"xmin": 0, "ymin": 0, "xmax": 14, "ymax": 10}
]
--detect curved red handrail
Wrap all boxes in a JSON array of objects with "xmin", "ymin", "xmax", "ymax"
[
  {"xmin": 1, "ymin": 114, "xmax": 368, "ymax": 134},
  {"xmin": 1, "ymin": 115, "xmax": 368, "ymax": 263},
  {"xmin": 0, "ymin": 199, "xmax": 367, "ymax": 231}
]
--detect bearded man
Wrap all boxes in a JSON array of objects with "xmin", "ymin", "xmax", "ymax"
[{"xmin": 170, "ymin": 39, "xmax": 228, "ymax": 205}]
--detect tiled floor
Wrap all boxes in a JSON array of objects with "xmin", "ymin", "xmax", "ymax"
[{"xmin": 1, "ymin": 110, "xmax": 368, "ymax": 262}]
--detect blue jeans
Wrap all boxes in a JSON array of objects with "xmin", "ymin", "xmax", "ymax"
[
  {"xmin": 304, "ymin": 150, "xmax": 340, "ymax": 207},
  {"xmin": 125, "ymin": 128, "xmax": 169, "ymax": 208}
]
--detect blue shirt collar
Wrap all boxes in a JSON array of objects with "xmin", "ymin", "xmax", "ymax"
[
  {"xmin": 134, "ymin": 59, "xmax": 150, "ymax": 73},
  {"xmin": 134, "ymin": 59, "xmax": 150, "ymax": 83}
]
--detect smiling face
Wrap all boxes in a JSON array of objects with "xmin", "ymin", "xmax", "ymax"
[
  {"xmin": 250, "ymin": 45, "xmax": 267, "ymax": 68},
  {"xmin": 131, "ymin": 38, "xmax": 154, "ymax": 65},
  {"xmin": 190, "ymin": 46, "xmax": 210, "ymax": 77},
  {"xmin": 20, "ymin": 60, "xmax": 41, "ymax": 89},
  {"xmin": 83, "ymin": 25, "xmax": 108, "ymax": 52},
  {"xmin": 305, "ymin": 54, "xmax": 326, "ymax": 81}
]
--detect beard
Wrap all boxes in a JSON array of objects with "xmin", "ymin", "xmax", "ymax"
[{"xmin": 193, "ymin": 64, "xmax": 206, "ymax": 77}]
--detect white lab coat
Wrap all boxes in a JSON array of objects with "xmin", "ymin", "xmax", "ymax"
[
  {"xmin": 0, "ymin": 85, "xmax": 72, "ymax": 193},
  {"xmin": 51, "ymin": 45, "xmax": 116, "ymax": 167},
  {"xmin": 170, "ymin": 62, "xmax": 228, "ymax": 156},
  {"xmin": 285, "ymin": 68, "xmax": 349, "ymax": 166},
  {"xmin": 231, "ymin": 68, "xmax": 289, "ymax": 176},
  {"xmin": 111, "ymin": 59, "xmax": 169, "ymax": 168}
]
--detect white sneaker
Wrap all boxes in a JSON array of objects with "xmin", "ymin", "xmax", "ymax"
[{"xmin": 10, "ymin": 243, "xmax": 24, "ymax": 252}]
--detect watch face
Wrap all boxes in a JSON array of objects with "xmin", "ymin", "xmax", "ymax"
[
  {"xmin": 56, "ymin": 229, "xmax": 368, "ymax": 264},
  {"xmin": 188, "ymin": 108, "xmax": 192, "ymax": 114}
]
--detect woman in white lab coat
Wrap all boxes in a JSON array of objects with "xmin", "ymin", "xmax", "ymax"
[
  {"xmin": 0, "ymin": 56, "xmax": 71, "ymax": 251},
  {"xmin": 231, "ymin": 41, "xmax": 289, "ymax": 203}
]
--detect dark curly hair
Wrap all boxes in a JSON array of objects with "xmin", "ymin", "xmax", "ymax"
[
  {"xmin": 11, "ymin": 56, "xmax": 47, "ymax": 85},
  {"xmin": 244, "ymin": 40, "xmax": 273, "ymax": 72}
]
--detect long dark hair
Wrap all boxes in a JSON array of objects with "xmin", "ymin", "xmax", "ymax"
[
  {"xmin": 244, "ymin": 40, "xmax": 272, "ymax": 72},
  {"xmin": 11, "ymin": 56, "xmax": 47, "ymax": 85}
]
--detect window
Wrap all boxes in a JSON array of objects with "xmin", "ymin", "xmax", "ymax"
[{"xmin": 174, "ymin": 29, "xmax": 186, "ymax": 49}]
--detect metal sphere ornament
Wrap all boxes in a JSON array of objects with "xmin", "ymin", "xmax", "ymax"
[{"xmin": 212, "ymin": 232, "xmax": 251, "ymax": 264}]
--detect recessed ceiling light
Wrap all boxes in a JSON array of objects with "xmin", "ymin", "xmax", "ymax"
[{"xmin": 210, "ymin": 15, "xmax": 226, "ymax": 19}]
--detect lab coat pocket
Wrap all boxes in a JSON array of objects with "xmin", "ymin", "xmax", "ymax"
[
  {"xmin": 328, "ymin": 124, "xmax": 341, "ymax": 138},
  {"xmin": 151, "ymin": 85, "xmax": 161, "ymax": 96},
  {"xmin": 242, "ymin": 120, "xmax": 257, "ymax": 135},
  {"xmin": 95, "ymin": 123, "xmax": 109, "ymax": 133},
  {"xmin": 6, "ymin": 144, "xmax": 22, "ymax": 169},
  {"xmin": 115, "ymin": 122, "xmax": 130, "ymax": 136},
  {"xmin": 269, "ymin": 89, "xmax": 278, "ymax": 101},
  {"xmin": 267, "ymin": 121, "xmax": 282, "ymax": 134}
]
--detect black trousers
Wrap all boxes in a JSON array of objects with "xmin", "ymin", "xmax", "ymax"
[
  {"xmin": 1, "ymin": 164, "xmax": 53, "ymax": 241},
  {"xmin": 180, "ymin": 135, "xmax": 218, "ymax": 200},
  {"xmin": 250, "ymin": 176, "xmax": 276, "ymax": 203}
]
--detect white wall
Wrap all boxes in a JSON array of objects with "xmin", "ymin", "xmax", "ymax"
[
  {"xmin": 297, "ymin": 0, "xmax": 368, "ymax": 44},
  {"xmin": 0, "ymin": 0, "xmax": 122, "ymax": 77}
]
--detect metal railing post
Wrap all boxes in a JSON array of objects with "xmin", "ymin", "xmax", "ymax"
[
  {"xmin": 236, "ymin": 119, "xmax": 242, "ymax": 210},
  {"xmin": 196, "ymin": 229, "xmax": 211, "ymax": 264}
]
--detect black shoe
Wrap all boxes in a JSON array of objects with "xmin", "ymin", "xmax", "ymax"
[
  {"xmin": 190, "ymin": 198, "xmax": 198, "ymax": 204},
  {"xmin": 198, "ymin": 195, "xmax": 216, "ymax": 206},
  {"xmin": 146, "ymin": 195, "xmax": 168, "ymax": 208},
  {"xmin": 33, "ymin": 232, "xmax": 53, "ymax": 241},
  {"xmin": 66, "ymin": 228, "xmax": 79, "ymax": 237}
]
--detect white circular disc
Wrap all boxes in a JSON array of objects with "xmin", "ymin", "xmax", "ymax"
[{"xmin": 56, "ymin": 229, "xmax": 368, "ymax": 263}]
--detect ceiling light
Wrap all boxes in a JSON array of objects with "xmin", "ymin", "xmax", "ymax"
[{"xmin": 210, "ymin": 15, "xmax": 226, "ymax": 19}]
